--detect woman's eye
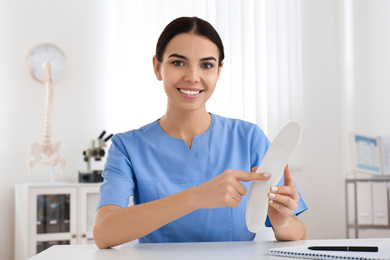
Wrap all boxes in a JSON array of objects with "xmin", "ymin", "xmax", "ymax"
[
  {"xmin": 172, "ymin": 60, "xmax": 185, "ymax": 66},
  {"xmin": 201, "ymin": 63, "xmax": 213, "ymax": 69}
]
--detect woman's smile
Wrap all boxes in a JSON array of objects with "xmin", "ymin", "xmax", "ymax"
[
  {"xmin": 178, "ymin": 88, "xmax": 204, "ymax": 99},
  {"xmin": 154, "ymin": 33, "xmax": 222, "ymax": 112}
]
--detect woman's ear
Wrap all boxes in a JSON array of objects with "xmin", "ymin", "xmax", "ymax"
[
  {"xmin": 217, "ymin": 61, "xmax": 224, "ymax": 78},
  {"xmin": 153, "ymin": 56, "xmax": 162, "ymax": 81}
]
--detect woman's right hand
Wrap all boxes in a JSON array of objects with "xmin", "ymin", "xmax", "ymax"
[{"xmin": 193, "ymin": 168, "xmax": 271, "ymax": 208}]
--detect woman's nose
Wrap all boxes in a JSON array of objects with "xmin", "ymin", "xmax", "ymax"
[{"xmin": 184, "ymin": 67, "xmax": 200, "ymax": 83}]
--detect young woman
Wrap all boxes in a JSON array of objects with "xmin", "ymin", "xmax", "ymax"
[{"xmin": 93, "ymin": 17, "xmax": 307, "ymax": 249}]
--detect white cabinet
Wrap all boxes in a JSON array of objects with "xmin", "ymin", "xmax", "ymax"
[
  {"xmin": 78, "ymin": 185, "xmax": 100, "ymax": 244},
  {"xmin": 15, "ymin": 182, "xmax": 101, "ymax": 260}
]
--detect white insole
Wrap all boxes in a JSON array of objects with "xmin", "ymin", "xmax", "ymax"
[{"xmin": 246, "ymin": 122, "xmax": 302, "ymax": 233}]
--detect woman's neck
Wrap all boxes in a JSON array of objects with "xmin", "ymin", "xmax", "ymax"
[{"xmin": 159, "ymin": 108, "xmax": 211, "ymax": 148}]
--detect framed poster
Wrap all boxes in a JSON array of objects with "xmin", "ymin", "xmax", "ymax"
[{"xmin": 349, "ymin": 133, "xmax": 390, "ymax": 175}]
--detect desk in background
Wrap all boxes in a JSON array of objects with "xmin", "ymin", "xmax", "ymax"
[{"xmin": 28, "ymin": 238, "xmax": 390, "ymax": 260}]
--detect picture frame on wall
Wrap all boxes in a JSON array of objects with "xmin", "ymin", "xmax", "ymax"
[{"xmin": 348, "ymin": 132, "xmax": 390, "ymax": 176}]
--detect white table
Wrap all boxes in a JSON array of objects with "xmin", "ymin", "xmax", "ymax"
[{"xmin": 28, "ymin": 238, "xmax": 390, "ymax": 260}]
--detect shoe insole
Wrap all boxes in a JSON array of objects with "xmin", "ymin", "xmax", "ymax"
[{"xmin": 246, "ymin": 121, "xmax": 302, "ymax": 233}]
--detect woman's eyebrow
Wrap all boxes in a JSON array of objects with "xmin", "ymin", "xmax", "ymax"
[
  {"xmin": 168, "ymin": 54, "xmax": 217, "ymax": 62},
  {"xmin": 168, "ymin": 54, "xmax": 187, "ymax": 60},
  {"xmin": 200, "ymin": 57, "xmax": 217, "ymax": 62}
]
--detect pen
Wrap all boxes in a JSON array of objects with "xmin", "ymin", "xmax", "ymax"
[{"xmin": 308, "ymin": 246, "xmax": 378, "ymax": 252}]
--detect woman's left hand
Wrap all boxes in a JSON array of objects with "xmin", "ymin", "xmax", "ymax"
[
  {"xmin": 252, "ymin": 165, "xmax": 299, "ymax": 228},
  {"xmin": 252, "ymin": 165, "xmax": 306, "ymax": 240}
]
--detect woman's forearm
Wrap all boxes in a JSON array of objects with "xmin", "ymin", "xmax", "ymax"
[
  {"xmin": 94, "ymin": 169, "xmax": 270, "ymax": 248},
  {"xmin": 93, "ymin": 187, "xmax": 199, "ymax": 249},
  {"xmin": 272, "ymin": 215, "xmax": 306, "ymax": 241}
]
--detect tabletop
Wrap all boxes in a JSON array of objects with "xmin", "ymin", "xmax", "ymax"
[{"xmin": 29, "ymin": 238, "xmax": 390, "ymax": 260}]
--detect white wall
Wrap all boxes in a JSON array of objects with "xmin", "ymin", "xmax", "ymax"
[
  {"xmin": 0, "ymin": 1, "xmax": 113, "ymax": 259},
  {"xmin": 298, "ymin": 0, "xmax": 390, "ymax": 239},
  {"xmin": 351, "ymin": 0, "xmax": 390, "ymax": 135},
  {"xmin": 298, "ymin": 0, "xmax": 345, "ymax": 239},
  {"xmin": 2, "ymin": 0, "xmax": 390, "ymax": 259}
]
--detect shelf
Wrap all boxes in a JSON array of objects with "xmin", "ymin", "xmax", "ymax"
[
  {"xmin": 346, "ymin": 224, "xmax": 390, "ymax": 229},
  {"xmin": 345, "ymin": 178, "xmax": 390, "ymax": 238}
]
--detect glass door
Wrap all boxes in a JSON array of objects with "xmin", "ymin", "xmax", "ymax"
[
  {"xmin": 37, "ymin": 194, "xmax": 70, "ymax": 234},
  {"xmin": 30, "ymin": 186, "xmax": 77, "ymax": 255}
]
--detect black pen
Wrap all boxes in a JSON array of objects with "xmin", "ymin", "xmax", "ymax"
[{"xmin": 308, "ymin": 246, "xmax": 378, "ymax": 252}]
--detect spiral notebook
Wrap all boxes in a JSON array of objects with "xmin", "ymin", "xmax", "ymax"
[{"xmin": 269, "ymin": 245, "xmax": 389, "ymax": 260}]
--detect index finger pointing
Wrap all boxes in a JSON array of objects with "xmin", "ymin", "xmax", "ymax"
[{"xmin": 235, "ymin": 170, "xmax": 271, "ymax": 182}]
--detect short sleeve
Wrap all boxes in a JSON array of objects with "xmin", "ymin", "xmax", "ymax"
[
  {"xmin": 96, "ymin": 134, "xmax": 136, "ymax": 210},
  {"xmin": 250, "ymin": 125, "xmax": 271, "ymax": 169}
]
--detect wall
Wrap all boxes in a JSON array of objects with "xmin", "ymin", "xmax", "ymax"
[
  {"xmin": 297, "ymin": 0, "xmax": 345, "ymax": 239},
  {"xmin": 346, "ymin": 0, "xmax": 390, "ymax": 238},
  {"xmin": 352, "ymin": 0, "xmax": 390, "ymax": 135},
  {"xmin": 0, "ymin": 1, "xmax": 113, "ymax": 259},
  {"xmin": 298, "ymin": 0, "xmax": 390, "ymax": 239}
]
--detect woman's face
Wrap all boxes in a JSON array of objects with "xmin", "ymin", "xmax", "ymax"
[{"xmin": 153, "ymin": 33, "xmax": 223, "ymax": 113}]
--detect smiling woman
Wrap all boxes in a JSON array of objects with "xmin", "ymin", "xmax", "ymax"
[
  {"xmin": 93, "ymin": 16, "xmax": 307, "ymax": 249},
  {"xmin": 149, "ymin": 17, "xmax": 225, "ymax": 147},
  {"xmin": 156, "ymin": 35, "xmax": 221, "ymax": 146},
  {"xmin": 154, "ymin": 33, "xmax": 222, "ymax": 130}
]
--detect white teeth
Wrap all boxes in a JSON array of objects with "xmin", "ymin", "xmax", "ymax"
[{"xmin": 180, "ymin": 89, "xmax": 201, "ymax": 95}]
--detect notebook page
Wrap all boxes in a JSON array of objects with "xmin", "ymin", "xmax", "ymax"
[{"xmin": 269, "ymin": 245, "xmax": 389, "ymax": 260}]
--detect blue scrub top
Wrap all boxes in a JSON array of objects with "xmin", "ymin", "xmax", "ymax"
[{"xmin": 97, "ymin": 114, "xmax": 308, "ymax": 243}]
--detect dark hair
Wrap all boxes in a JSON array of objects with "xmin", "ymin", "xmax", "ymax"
[{"xmin": 155, "ymin": 17, "xmax": 224, "ymax": 66}]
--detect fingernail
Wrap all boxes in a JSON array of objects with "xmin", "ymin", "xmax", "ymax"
[
  {"xmin": 269, "ymin": 200, "xmax": 274, "ymax": 204},
  {"xmin": 263, "ymin": 172, "xmax": 271, "ymax": 178},
  {"xmin": 271, "ymin": 186, "xmax": 278, "ymax": 192},
  {"xmin": 269, "ymin": 193, "xmax": 276, "ymax": 198}
]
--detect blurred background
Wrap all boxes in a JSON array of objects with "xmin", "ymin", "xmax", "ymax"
[{"xmin": 2, "ymin": 0, "xmax": 390, "ymax": 259}]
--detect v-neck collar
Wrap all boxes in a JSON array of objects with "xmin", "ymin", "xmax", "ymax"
[{"xmin": 155, "ymin": 113, "xmax": 214, "ymax": 150}]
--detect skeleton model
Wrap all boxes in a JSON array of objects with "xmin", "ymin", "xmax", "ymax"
[{"xmin": 28, "ymin": 61, "xmax": 66, "ymax": 181}]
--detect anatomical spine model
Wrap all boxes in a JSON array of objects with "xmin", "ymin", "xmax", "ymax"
[{"xmin": 28, "ymin": 61, "xmax": 66, "ymax": 180}]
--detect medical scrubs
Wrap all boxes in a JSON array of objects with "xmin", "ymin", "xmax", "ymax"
[{"xmin": 96, "ymin": 113, "xmax": 308, "ymax": 243}]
